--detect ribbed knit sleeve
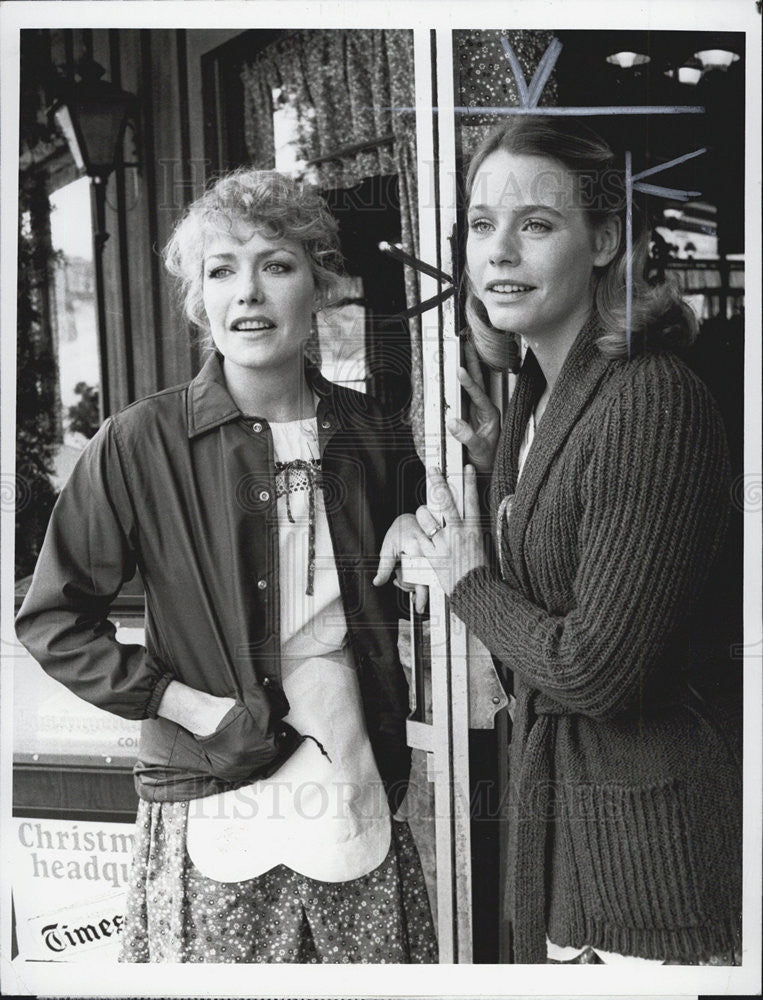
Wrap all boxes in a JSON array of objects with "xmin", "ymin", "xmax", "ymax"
[{"xmin": 450, "ymin": 355, "xmax": 731, "ymax": 719}]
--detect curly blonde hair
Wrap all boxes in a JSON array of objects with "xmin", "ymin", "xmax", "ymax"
[
  {"xmin": 164, "ymin": 168, "xmax": 344, "ymax": 344},
  {"xmin": 463, "ymin": 117, "xmax": 696, "ymax": 371}
]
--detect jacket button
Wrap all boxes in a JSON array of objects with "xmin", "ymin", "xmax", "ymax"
[
  {"xmin": 257, "ymin": 578, "xmax": 267, "ymax": 590},
  {"xmin": 252, "ymin": 422, "xmax": 263, "ymax": 433},
  {"xmin": 258, "ymin": 489, "xmax": 270, "ymax": 502},
  {"xmin": 278, "ymin": 731, "xmax": 288, "ymax": 741},
  {"xmin": 321, "ymin": 418, "xmax": 331, "ymax": 430},
  {"xmin": 262, "ymin": 677, "xmax": 271, "ymax": 687}
]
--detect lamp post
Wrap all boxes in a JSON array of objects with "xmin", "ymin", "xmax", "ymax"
[{"xmin": 51, "ymin": 57, "xmax": 138, "ymax": 419}]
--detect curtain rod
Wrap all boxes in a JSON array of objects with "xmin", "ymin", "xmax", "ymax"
[{"xmin": 306, "ymin": 132, "xmax": 395, "ymax": 167}]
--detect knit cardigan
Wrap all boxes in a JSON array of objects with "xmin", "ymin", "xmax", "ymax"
[{"xmin": 450, "ymin": 321, "xmax": 742, "ymax": 963}]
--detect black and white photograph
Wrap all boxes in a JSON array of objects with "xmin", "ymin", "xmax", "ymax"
[{"xmin": 0, "ymin": 1, "xmax": 760, "ymax": 997}]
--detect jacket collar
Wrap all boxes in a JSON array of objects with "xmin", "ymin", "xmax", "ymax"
[
  {"xmin": 186, "ymin": 351, "xmax": 335, "ymax": 439},
  {"xmin": 503, "ymin": 318, "xmax": 611, "ymax": 575}
]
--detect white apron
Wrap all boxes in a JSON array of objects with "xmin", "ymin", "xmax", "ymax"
[{"xmin": 186, "ymin": 416, "xmax": 391, "ymax": 883}]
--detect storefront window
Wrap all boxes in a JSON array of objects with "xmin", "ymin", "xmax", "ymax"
[{"xmin": 48, "ymin": 177, "xmax": 101, "ymax": 489}]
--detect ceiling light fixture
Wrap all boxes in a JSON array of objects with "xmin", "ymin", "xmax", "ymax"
[
  {"xmin": 606, "ymin": 51, "xmax": 650, "ymax": 69},
  {"xmin": 665, "ymin": 57, "xmax": 703, "ymax": 86},
  {"xmin": 694, "ymin": 49, "xmax": 740, "ymax": 71}
]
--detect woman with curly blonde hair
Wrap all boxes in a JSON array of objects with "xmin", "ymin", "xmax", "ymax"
[{"xmin": 17, "ymin": 168, "xmax": 436, "ymax": 963}]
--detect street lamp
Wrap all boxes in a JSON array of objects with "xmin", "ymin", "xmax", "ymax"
[{"xmin": 50, "ymin": 57, "xmax": 138, "ymax": 417}]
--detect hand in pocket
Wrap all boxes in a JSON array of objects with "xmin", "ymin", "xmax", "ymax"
[{"xmin": 195, "ymin": 698, "xmax": 299, "ymax": 782}]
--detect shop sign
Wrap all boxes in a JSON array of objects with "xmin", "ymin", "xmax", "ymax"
[{"xmin": 13, "ymin": 817, "xmax": 134, "ymax": 962}]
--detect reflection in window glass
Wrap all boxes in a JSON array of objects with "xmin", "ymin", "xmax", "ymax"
[
  {"xmin": 49, "ymin": 177, "xmax": 100, "ymax": 488},
  {"xmin": 316, "ymin": 274, "xmax": 366, "ymax": 392}
]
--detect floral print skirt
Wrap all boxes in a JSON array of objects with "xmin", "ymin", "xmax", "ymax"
[{"xmin": 119, "ymin": 800, "xmax": 437, "ymax": 963}]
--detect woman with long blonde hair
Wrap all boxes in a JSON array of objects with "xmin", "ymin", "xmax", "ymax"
[{"xmin": 377, "ymin": 117, "xmax": 742, "ymax": 964}]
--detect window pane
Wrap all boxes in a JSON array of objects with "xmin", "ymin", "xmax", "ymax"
[{"xmin": 49, "ymin": 177, "xmax": 100, "ymax": 486}]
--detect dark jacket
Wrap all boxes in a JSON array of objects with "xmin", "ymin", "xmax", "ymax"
[
  {"xmin": 16, "ymin": 353, "xmax": 422, "ymax": 811},
  {"xmin": 451, "ymin": 322, "xmax": 742, "ymax": 962}
]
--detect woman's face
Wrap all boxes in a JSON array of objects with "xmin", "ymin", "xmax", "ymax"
[
  {"xmin": 201, "ymin": 220, "xmax": 317, "ymax": 378},
  {"xmin": 466, "ymin": 150, "xmax": 615, "ymax": 341}
]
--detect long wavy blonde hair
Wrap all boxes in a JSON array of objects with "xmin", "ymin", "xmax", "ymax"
[{"xmin": 463, "ymin": 117, "xmax": 696, "ymax": 371}]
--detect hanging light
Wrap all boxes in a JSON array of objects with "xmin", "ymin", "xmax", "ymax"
[
  {"xmin": 51, "ymin": 57, "xmax": 138, "ymax": 180},
  {"xmin": 678, "ymin": 60, "xmax": 703, "ymax": 86},
  {"xmin": 694, "ymin": 49, "xmax": 740, "ymax": 72},
  {"xmin": 665, "ymin": 57, "xmax": 703, "ymax": 86},
  {"xmin": 606, "ymin": 51, "xmax": 650, "ymax": 70}
]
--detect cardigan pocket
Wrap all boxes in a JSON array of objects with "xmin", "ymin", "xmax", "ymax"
[{"xmin": 560, "ymin": 779, "xmax": 704, "ymax": 930}]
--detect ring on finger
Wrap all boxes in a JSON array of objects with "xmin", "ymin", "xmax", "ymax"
[{"xmin": 424, "ymin": 523, "xmax": 441, "ymax": 539}]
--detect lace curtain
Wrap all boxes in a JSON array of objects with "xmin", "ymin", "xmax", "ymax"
[
  {"xmin": 240, "ymin": 30, "xmax": 426, "ymax": 452},
  {"xmin": 454, "ymin": 30, "xmax": 559, "ymax": 157}
]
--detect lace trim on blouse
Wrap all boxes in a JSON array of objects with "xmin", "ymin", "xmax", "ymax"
[{"xmin": 275, "ymin": 458, "xmax": 322, "ymax": 595}]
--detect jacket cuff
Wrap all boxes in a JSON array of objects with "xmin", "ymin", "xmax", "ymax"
[{"xmin": 145, "ymin": 672, "xmax": 174, "ymax": 719}]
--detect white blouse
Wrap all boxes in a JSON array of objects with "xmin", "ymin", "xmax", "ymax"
[{"xmin": 186, "ymin": 416, "xmax": 391, "ymax": 883}]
